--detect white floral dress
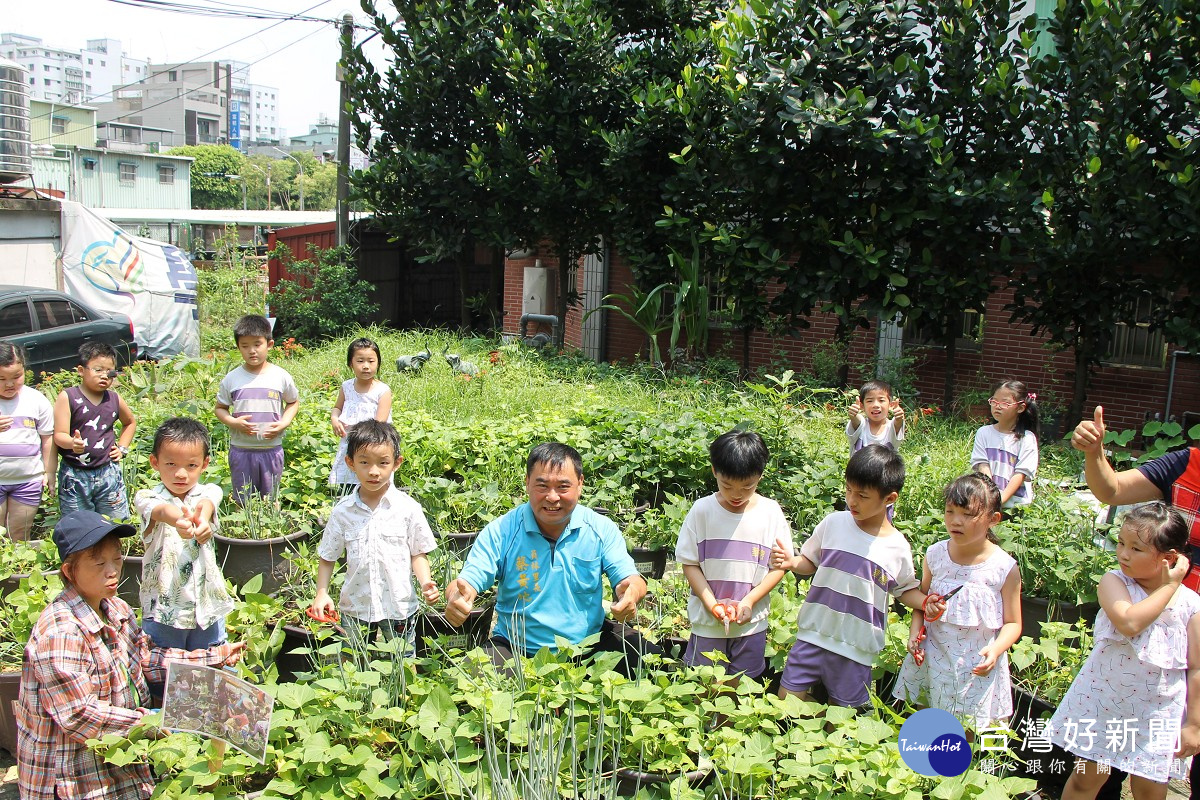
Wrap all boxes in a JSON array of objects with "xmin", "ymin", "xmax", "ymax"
[
  {"xmin": 893, "ymin": 540, "xmax": 1017, "ymax": 729},
  {"xmin": 1048, "ymin": 571, "xmax": 1200, "ymax": 782},
  {"xmin": 329, "ymin": 379, "xmax": 392, "ymax": 486}
]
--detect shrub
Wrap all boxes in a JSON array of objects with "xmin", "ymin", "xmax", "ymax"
[
  {"xmin": 269, "ymin": 244, "xmax": 379, "ymax": 343},
  {"xmin": 195, "ymin": 232, "xmax": 269, "ymax": 352}
]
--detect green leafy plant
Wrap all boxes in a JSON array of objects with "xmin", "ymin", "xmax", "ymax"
[
  {"xmin": 269, "ymin": 244, "xmax": 380, "ymax": 344},
  {"xmin": 1010, "ymin": 620, "xmax": 1093, "ymax": 705}
]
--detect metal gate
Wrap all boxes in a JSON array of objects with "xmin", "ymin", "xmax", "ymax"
[{"xmin": 580, "ymin": 243, "xmax": 608, "ymax": 361}]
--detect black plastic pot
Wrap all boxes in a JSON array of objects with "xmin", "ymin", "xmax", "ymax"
[
  {"xmin": 415, "ymin": 605, "xmax": 495, "ymax": 658},
  {"xmin": 0, "ymin": 670, "xmax": 19, "ymax": 754},
  {"xmin": 214, "ymin": 529, "xmax": 308, "ymax": 594},
  {"xmin": 118, "ymin": 555, "xmax": 142, "ymax": 608},
  {"xmin": 660, "ymin": 635, "xmax": 689, "ymax": 662},
  {"xmin": 276, "ymin": 624, "xmax": 316, "ymax": 683},
  {"xmin": 439, "ymin": 531, "xmax": 479, "ymax": 558},
  {"xmin": 613, "ymin": 762, "xmax": 712, "ymax": 797},
  {"xmin": 1020, "ymin": 595, "xmax": 1100, "ymax": 642},
  {"xmin": 629, "ymin": 547, "xmax": 669, "ymax": 580},
  {"xmin": 1008, "ymin": 687, "xmax": 1070, "ymax": 795}
]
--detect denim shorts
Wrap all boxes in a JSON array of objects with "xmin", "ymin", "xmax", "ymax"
[
  {"xmin": 142, "ymin": 617, "xmax": 227, "ymax": 650},
  {"xmin": 58, "ymin": 461, "xmax": 130, "ymax": 518}
]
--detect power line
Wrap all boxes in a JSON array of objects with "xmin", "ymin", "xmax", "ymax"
[
  {"xmin": 19, "ymin": 0, "xmax": 333, "ymax": 117},
  {"xmin": 103, "ymin": 0, "xmax": 337, "ymax": 23},
  {"xmin": 29, "ymin": 23, "xmax": 330, "ymax": 145}
]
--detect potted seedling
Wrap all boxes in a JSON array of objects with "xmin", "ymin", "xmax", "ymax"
[
  {"xmin": 0, "ymin": 535, "xmax": 60, "ymax": 597},
  {"xmin": 0, "ymin": 570, "xmax": 63, "ymax": 752},
  {"xmin": 215, "ymin": 494, "xmax": 314, "ymax": 594}
]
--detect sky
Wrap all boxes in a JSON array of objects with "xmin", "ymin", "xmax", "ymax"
[{"xmin": 5, "ymin": 0, "xmax": 395, "ymax": 139}]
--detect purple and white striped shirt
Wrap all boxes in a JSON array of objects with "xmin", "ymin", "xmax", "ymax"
[
  {"xmin": 216, "ymin": 363, "xmax": 299, "ymax": 450},
  {"xmin": 0, "ymin": 386, "xmax": 53, "ymax": 483}
]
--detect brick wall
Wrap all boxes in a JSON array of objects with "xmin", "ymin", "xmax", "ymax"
[{"xmin": 502, "ymin": 251, "xmax": 1199, "ymax": 433}]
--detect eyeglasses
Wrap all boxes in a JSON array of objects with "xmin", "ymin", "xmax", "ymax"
[
  {"xmin": 987, "ymin": 398, "xmax": 1018, "ymax": 409},
  {"xmin": 85, "ymin": 367, "xmax": 120, "ymax": 378}
]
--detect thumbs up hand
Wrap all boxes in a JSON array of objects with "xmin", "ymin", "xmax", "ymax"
[
  {"xmin": 71, "ymin": 430, "xmax": 86, "ymax": 454},
  {"xmin": 1071, "ymin": 405, "xmax": 1106, "ymax": 454},
  {"xmin": 191, "ymin": 506, "xmax": 214, "ymax": 544}
]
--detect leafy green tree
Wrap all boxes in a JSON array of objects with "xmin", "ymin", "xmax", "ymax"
[
  {"xmin": 169, "ymin": 144, "xmax": 245, "ymax": 209},
  {"xmin": 346, "ymin": 0, "xmax": 529, "ymax": 328},
  {"xmin": 1014, "ymin": 0, "xmax": 1200, "ymax": 422},
  {"xmin": 904, "ymin": 0, "xmax": 1037, "ymax": 411}
]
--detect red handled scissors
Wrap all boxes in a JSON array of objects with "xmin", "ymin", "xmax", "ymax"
[{"xmin": 912, "ymin": 585, "xmax": 963, "ymax": 667}]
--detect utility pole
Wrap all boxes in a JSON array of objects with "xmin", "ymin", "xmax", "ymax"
[{"xmin": 336, "ymin": 13, "xmax": 353, "ymax": 248}]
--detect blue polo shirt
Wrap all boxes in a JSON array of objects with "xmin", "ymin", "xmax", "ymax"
[{"xmin": 459, "ymin": 502, "xmax": 638, "ymax": 654}]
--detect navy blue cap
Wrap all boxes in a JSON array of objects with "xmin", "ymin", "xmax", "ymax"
[{"xmin": 52, "ymin": 510, "xmax": 136, "ymax": 561}]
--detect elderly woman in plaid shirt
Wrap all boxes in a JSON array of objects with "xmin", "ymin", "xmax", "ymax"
[{"xmin": 16, "ymin": 511, "xmax": 245, "ymax": 800}]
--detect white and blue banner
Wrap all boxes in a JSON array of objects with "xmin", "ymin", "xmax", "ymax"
[{"xmin": 59, "ymin": 200, "xmax": 200, "ymax": 360}]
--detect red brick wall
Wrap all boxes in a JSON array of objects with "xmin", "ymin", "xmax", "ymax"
[{"xmin": 502, "ymin": 251, "xmax": 1200, "ymax": 433}]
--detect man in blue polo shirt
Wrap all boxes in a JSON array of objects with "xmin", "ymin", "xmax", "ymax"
[{"xmin": 444, "ymin": 441, "xmax": 651, "ymax": 673}]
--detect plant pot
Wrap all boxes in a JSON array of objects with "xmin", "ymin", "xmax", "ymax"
[
  {"xmin": 415, "ymin": 605, "xmax": 495, "ymax": 658},
  {"xmin": 0, "ymin": 569, "xmax": 57, "ymax": 599},
  {"xmin": 1009, "ymin": 687, "xmax": 1070, "ymax": 795},
  {"xmin": 0, "ymin": 670, "xmax": 19, "ymax": 754},
  {"xmin": 595, "ymin": 503, "xmax": 650, "ymax": 527},
  {"xmin": 629, "ymin": 547, "xmax": 668, "ymax": 580},
  {"xmin": 276, "ymin": 624, "xmax": 315, "ymax": 683},
  {"xmin": 118, "ymin": 555, "xmax": 142, "ymax": 608},
  {"xmin": 613, "ymin": 760, "xmax": 712, "ymax": 797},
  {"xmin": 215, "ymin": 529, "xmax": 309, "ymax": 594},
  {"xmin": 1020, "ymin": 595, "xmax": 1100, "ymax": 642},
  {"xmin": 439, "ymin": 531, "xmax": 479, "ymax": 558}
]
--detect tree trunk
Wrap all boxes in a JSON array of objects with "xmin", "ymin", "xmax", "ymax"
[
  {"xmin": 456, "ymin": 238, "xmax": 474, "ymax": 330},
  {"xmin": 835, "ymin": 317, "xmax": 853, "ymax": 389},
  {"xmin": 555, "ymin": 251, "xmax": 573, "ymax": 349},
  {"xmin": 490, "ymin": 248, "xmax": 505, "ymax": 332},
  {"xmin": 941, "ymin": 330, "xmax": 957, "ymax": 415},
  {"xmin": 1069, "ymin": 341, "xmax": 1093, "ymax": 430},
  {"xmin": 741, "ymin": 326, "xmax": 752, "ymax": 378}
]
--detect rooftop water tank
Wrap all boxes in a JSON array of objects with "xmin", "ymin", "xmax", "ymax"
[{"xmin": 0, "ymin": 57, "xmax": 32, "ymax": 186}]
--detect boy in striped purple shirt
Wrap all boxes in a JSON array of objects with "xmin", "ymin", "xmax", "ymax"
[
  {"xmin": 771, "ymin": 445, "xmax": 926, "ymax": 707},
  {"xmin": 675, "ymin": 430, "xmax": 792, "ymax": 681},
  {"xmin": 215, "ymin": 315, "xmax": 299, "ymax": 501}
]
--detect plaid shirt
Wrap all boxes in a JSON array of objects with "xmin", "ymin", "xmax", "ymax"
[{"xmin": 17, "ymin": 586, "xmax": 235, "ymax": 800}]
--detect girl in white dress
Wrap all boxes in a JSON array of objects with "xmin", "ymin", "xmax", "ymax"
[
  {"xmin": 329, "ymin": 338, "xmax": 393, "ymax": 489},
  {"xmin": 1048, "ymin": 503, "xmax": 1200, "ymax": 800},
  {"xmin": 894, "ymin": 473, "xmax": 1022, "ymax": 729}
]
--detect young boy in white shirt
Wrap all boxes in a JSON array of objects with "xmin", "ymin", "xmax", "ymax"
[{"xmin": 311, "ymin": 420, "xmax": 440, "ymax": 647}]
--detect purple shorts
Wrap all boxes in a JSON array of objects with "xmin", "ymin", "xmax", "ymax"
[
  {"xmin": 228, "ymin": 446, "xmax": 284, "ymax": 501},
  {"xmin": 683, "ymin": 631, "xmax": 768, "ymax": 678},
  {"xmin": 780, "ymin": 639, "xmax": 872, "ymax": 707},
  {"xmin": 0, "ymin": 479, "xmax": 43, "ymax": 507}
]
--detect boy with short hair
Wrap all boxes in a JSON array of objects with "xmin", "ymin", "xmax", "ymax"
[
  {"xmin": 311, "ymin": 420, "xmax": 440, "ymax": 647},
  {"xmin": 675, "ymin": 429, "xmax": 792, "ymax": 681},
  {"xmin": 52, "ymin": 341, "xmax": 137, "ymax": 518},
  {"xmin": 214, "ymin": 315, "xmax": 299, "ymax": 501},
  {"xmin": 135, "ymin": 417, "xmax": 234, "ymax": 650},
  {"xmin": 771, "ymin": 444, "xmax": 925, "ymax": 707},
  {"xmin": 846, "ymin": 379, "xmax": 905, "ymax": 453}
]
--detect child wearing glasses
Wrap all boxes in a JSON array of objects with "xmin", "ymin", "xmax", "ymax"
[
  {"xmin": 892, "ymin": 473, "xmax": 1022, "ymax": 730},
  {"xmin": 971, "ymin": 379, "xmax": 1040, "ymax": 508},
  {"xmin": 52, "ymin": 342, "xmax": 137, "ymax": 518}
]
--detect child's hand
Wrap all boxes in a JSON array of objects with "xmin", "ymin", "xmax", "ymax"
[
  {"xmin": 331, "ymin": 417, "xmax": 347, "ymax": 438},
  {"xmin": 0, "ymin": 415, "xmax": 12, "ymax": 433},
  {"xmin": 973, "ymin": 643, "xmax": 1003, "ymax": 676},
  {"xmin": 71, "ymin": 429, "xmax": 86, "ymax": 454},
  {"xmin": 420, "ymin": 580, "xmax": 440, "ymax": 604},
  {"xmin": 923, "ymin": 594, "xmax": 947, "ymax": 619},
  {"xmin": 174, "ymin": 510, "xmax": 196, "ymax": 540},
  {"xmin": 310, "ymin": 592, "xmax": 336, "ymax": 620},
  {"xmin": 770, "ymin": 538, "xmax": 796, "ymax": 571},
  {"xmin": 1177, "ymin": 723, "xmax": 1200, "ymax": 759},
  {"xmin": 1163, "ymin": 552, "xmax": 1190, "ymax": 586},
  {"xmin": 890, "ymin": 400, "xmax": 905, "ymax": 425},
  {"xmin": 907, "ymin": 632, "xmax": 924, "ymax": 657},
  {"xmin": 231, "ymin": 414, "xmax": 258, "ymax": 436},
  {"xmin": 1071, "ymin": 406, "xmax": 1106, "ymax": 454},
  {"xmin": 848, "ymin": 400, "xmax": 862, "ymax": 421},
  {"xmin": 259, "ymin": 421, "xmax": 286, "ymax": 440},
  {"xmin": 192, "ymin": 511, "xmax": 213, "ymax": 545},
  {"xmin": 735, "ymin": 599, "xmax": 753, "ymax": 625},
  {"xmin": 108, "ymin": 444, "xmax": 125, "ymax": 461}
]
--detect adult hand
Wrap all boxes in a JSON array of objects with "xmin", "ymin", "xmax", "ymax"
[
  {"xmin": 71, "ymin": 429, "xmax": 86, "ymax": 454},
  {"xmin": 444, "ymin": 578, "xmax": 477, "ymax": 626},
  {"xmin": 1071, "ymin": 406, "xmax": 1106, "ymax": 454},
  {"xmin": 219, "ymin": 642, "xmax": 248, "ymax": 666},
  {"xmin": 611, "ymin": 575, "xmax": 646, "ymax": 623}
]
